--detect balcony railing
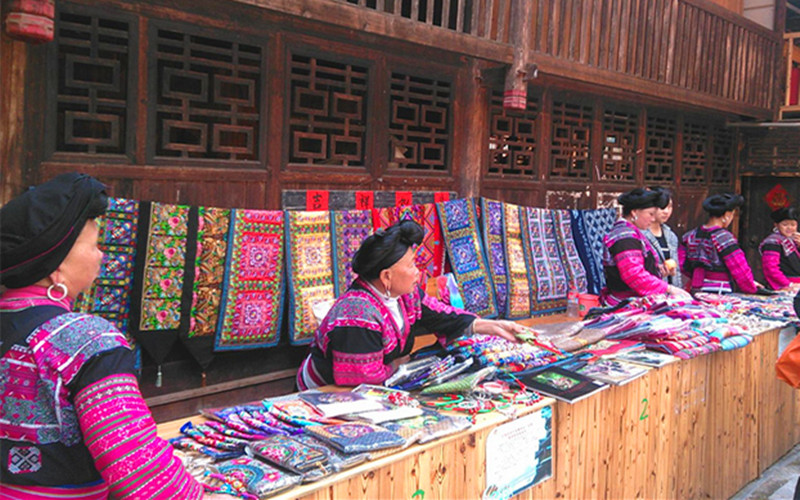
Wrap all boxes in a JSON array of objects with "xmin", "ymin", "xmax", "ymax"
[{"xmin": 330, "ymin": 0, "xmax": 780, "ymax": 116}]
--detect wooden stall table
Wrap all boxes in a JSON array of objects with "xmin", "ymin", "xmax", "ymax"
[{"xmin": 158, "ymin": 316, "xmax": 800, "ymax": 499}]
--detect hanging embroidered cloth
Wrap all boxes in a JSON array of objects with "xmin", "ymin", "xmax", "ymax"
[
  {"xmin": 521, "ymin": 207, "xmax": 569, "ymax": 314},
  {"xmin": 129, "ymin": 201, "xmax": 197, "ymax": 364},
  {"xmin": 553, "ymin": 209, "xmax": 589, "ymax": 293},
  {"xmin": 74, "ymin": 197, "xmax": 139, "ymax": 349},
  {"xmin": 580, "ymin": 207, "xmax": 618, "ymax": 291},
  {"xmin": 480, "ymin": 198, "xmax": 508, "ymax": 316},
  {"xmin": 372, "ymin": 206, "xmax": 395, "ymax": 231},
  {"xmin": 285, "ymin": 211, "xmax": 336, "ymax": 345},
  {"xmin": 215, "ymin": 209, "xmax": 284, "ymax": 351},
  {"xmin": 181, "ymin": 206, "xmax": 230, "ymax": 367},
  {"xmin": 331, "ymin": 209, "xmax": 373, "ymax": 297},
  {"xmin": 504, "ymin": 203, "xmax": 532, "ymax": 319},
  {"xmin": 437, "ymin": 198, "xmax": 498, "ymax": 318},
  {"xmin": 569, "ymin": 209, "xmax": 605, "ymax": 295},
  {"xmin": 394, "ymin": 203, "xmax": 445, "ymax": 286}
]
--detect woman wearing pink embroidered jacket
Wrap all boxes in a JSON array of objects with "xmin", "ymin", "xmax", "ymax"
[
  {"xmin": 759, "ymin": 207, "xmax": 800, "ymax": 290},
  {"xmin": 681, "ymin": 193, "xmax": 760, "ymax": 294},
  {"xmin": 0, "ymin": 174, "xmax": 220, "ymax": 499},
  {"xmin": 600, "ymin": 188, "xmax": 692, "ymax": 306},
  {"xmin": 297, "ymin": 220, "xmax": 522, "ymax": 390}
]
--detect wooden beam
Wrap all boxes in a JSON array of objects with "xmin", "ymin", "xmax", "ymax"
[{"xmin": 502, "ymin": 0, "xmax": 535, "ymax": 110}]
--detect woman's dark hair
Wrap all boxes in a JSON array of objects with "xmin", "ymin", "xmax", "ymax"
[
  {"xmin": 770, "ymin": 207, "xmax": 799, "ymax": 224},
  {"xmin": 702, "ymin": 192, "xmax": 744, "ymax": 217},
  {"xmin": 649, "ymin": 186, "xmax": 673, "ymax": 210},
  {"xmin": 618, "ymin": 188, "xmax": 661, "ymax": 216},
  {"xmin": 351, "ymin": 219, "xmax": 423, "ymax": 280}
]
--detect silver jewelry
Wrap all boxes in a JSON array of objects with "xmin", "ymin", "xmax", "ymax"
[
  {"xmin": 384, "ymin": 286, "xmax": 392, "ymax": 300},
  {"xmin": 47, "ymin": 282, "xmax": 69, "ymax": 301}
]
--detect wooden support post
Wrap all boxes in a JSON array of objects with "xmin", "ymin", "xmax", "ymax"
[
  {"xmin": 503, "ymin": 0, "xmax": 535, "ymax": 110},
  {"xmin": 454, "ymin": 58, "xmax": 489, "ymax": 199}
]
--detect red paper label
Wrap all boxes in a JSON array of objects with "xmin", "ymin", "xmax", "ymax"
[
  {"xmin": 306, "ymin": 190, "xmax": 329, "ymax": 211},
  {"xmin": 395, "ymin": 191, "xmax": 413, "ymax": 206},
  {"xmin": 355, "ymin": 191, "xmax": 374, "ymax": 210},
  {"xmin": 434, "ymin": 192, "xmax": 450, "ymax": 203}
]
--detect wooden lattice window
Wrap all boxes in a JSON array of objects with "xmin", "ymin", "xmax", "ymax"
[
  {"xmin": 151, "ymin": 26, "xmax": 261, "ymax": 161},
  {"xmin": 53, "ymin": 9, "xmax": 131, "ymax": 155},
  {"xmin": 681, "ymin": 121, "xmax": 708, "ymax": 184},
  {"xmin": 710, "ymin": 127, "xmax": 734, "ymax": 186},
  {"xmin": 487, "ymin": 90, "xmax": 538, "ymax": 178},
  {"xmin": 741, "ymin": 129, "xmax": 800, "ymax": 174},
  {"xmin": 601, "ymin": 107, "xmax": 638, "ymax": 182},
  {"xmin": 388, "ymin": 72, "xmax": 451, "ymax": 171},
  {"xmin": 549, "ymin": 99, "xmax": 592, "ymax": 180},
  {"xmin": 644, "ymin": 115, "xmax": 676, "ymax": 183},
  {"xmin": 288, "ymin": 54, "xmax": 368, "ymax": 167}
]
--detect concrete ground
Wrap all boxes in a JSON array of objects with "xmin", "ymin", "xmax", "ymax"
[{"xmin": 731, "ymin": 443, "xmax": 800, "ymax": 500}]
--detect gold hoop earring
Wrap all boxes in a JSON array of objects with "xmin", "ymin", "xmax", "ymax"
[{"xmin": 47, "ymin": 283, "xmax": 69, "ymax": 301}]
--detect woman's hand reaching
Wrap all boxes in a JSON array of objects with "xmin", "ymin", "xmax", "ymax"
[{"xmin": 471, "ymin": 318, "xmax": 524, "ymax": 342}]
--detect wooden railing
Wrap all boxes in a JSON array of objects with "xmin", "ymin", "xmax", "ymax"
[
  {"xmin": 782, "ymin": 32, "xmax": 800, "ymax": 119},
  {"xmin": 335, "ymin": 0, "xmax": 780, "ymax": 114}
]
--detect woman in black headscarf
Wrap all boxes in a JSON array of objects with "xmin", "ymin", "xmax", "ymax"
[
  {"xmin": 680, "ymin": 192, "xmax": 759, "ymax": 294},
  {"xmin": 0, "ymin": 173, "xmax": 205, "ymax": 499},
  {"xmin": 759, "ymin": 207, "xmax": 800, "ymax": 290},
  {"xmin": 296, "ymin": 219, "xmax": 522, "ymax": 389}
]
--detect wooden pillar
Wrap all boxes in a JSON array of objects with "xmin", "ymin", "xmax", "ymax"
[
  {"xmin": 503, "ymin": 0, "xmax": 534, "ymax": 110},
  {"xmin": 454, "ymin": 57, "xmax": 489, "ymax": 199},
  {"xmin": 0, "ymin": 34, "xmax": 29, "ymax": 203}
]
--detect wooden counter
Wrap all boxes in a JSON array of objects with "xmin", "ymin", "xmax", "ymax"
[{"xmin": 160, "ymin": 324, "xmax": 800, "ymax": 500}]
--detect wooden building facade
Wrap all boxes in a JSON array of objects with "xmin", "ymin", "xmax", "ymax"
[{"xmin": 0, "ymin": 0, "xmax": 792, "ymax": 417}]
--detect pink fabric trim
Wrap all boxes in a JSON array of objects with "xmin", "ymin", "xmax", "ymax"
[
  {"xmin": 74, "ymin": 374, "xmax": 202, "ymax": 500},
  {"xmin": 0, "ymin": 285, "xmax": 73, "ymax": 311},
  {"xmin": 331, "ymin": 350, "xmax": 392, "ymax": 386},
  {"xmin": 762, "ymin": 250, "xmax": 790, "ymax": 290},
  {"xmin": 0, "ymin": 482, "xmax": 108, "ymax": 499}
]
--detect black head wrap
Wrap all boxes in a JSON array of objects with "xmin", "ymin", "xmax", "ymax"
[
  {"xmin": 618, "ymin": 188, "xmax": 660, "ymax": 214},
  {"xmin": 1, "ymin": 172, "xmax": 108, "ymax": 288},
  {"xmin": 771, "ymin": 207, "xmax": 799, "ymax": 224},
  {"xmin": 702, "ymin": 192, "xmax": 744, "ymax": 217},
  {"xmin": 352, "ymin": 219, "xmax": 423, "ymax": 280},
  {"xmin": 649, "ymin": 186, "xmax": 672, "ymax": 210}
]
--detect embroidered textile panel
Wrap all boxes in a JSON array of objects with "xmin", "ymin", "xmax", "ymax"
[
  {"xmin": 393, "ymin": 204, "xmax": 444, "ymax": 286},
  {"xmin": 215, "ymin": 209, "xmax": 284, "ymax": 350},
  {"xmin": 553, "ymin": 210, "xmax": 589, "ymax": 293},
  {"xmin": 480, "ymin": 199, "xmax": 508, "ymax": 316},
  {"xmin": 437, "ymin": 198, "xmax": 497, "ymax": 318},
  {"xmin": 373, "ymin": 206, "xmax": 395, "ymax": 231},
  {"xmin": 504, "ymin": 203, "xmax": 532, "ymax": 319},
  {"xmin": 331, "ymin": 209, "xmax": 373, "ymax": 297},
  {"xmin": 521, "ymin": 207, "xmax": 568, "ymax": 313},
  {"xmin": 569, "ymin": 210, "xmax": 605, "ymax": 295},
  {"xmin": 75, "ymin": 197, "xmax": 139, "ymax": 344},
  {"xmin": 580, "ymin": 208, "xmax": 618, "ymax": 291},
  {"xmin": 136, "ymin": 202, "xmax": 191, "ymax": 332},
  {"xmin": 189, "ymin": 207, "xmax": 231, "ymax": 338},
  {"xmin": 286, "ymin": 211, "xmax": 336, "ymax": 345}
]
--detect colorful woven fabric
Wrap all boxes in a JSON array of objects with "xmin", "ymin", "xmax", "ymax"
[
  {"xmin": 215, "ymin": 456, "xmax": 301, "ymax": 498},
  {"xmin": 75, "ymin": 197, "xmax": 139, "ymax": 344},
  {"xmin": 480, "ymin": 199, "xmax": 508, "ymax": 316},
  {"xmin": 394, "ymin": 204, "xmax": 445, "ymax": 285},
  {"xmin": 372, "ymin": 206, "xmax": 395, "ymax": 231},
  {"xmin": 74, "ymin": 374, "xmax": 203, "ymax": 499},
  {"xmin": 504, "ymin": 203, "xmax": 532, "ymax": 319},
  {"xmin": 0, "ymin": 483, "xmax": 109, "ymax": 499},
  {"xmin": 130, "ymin": 201, "xmax": 197, "ymax": 364},
  {"xmin": 437, "ymin": 198, "xmax": 498, "ymax": 318},
  {"xmin": 553, "ymin": 210, "xmax": 588, "ymax": 293},
  {"xmin": 569, "ymin": 210, "xmax": 604, "ymax": 295},
  {"xmin": 580, "ymin": 208, "xmax": 618, "ymax": 290},
  {"xmin": 331, "ymin": 210, "xmax": 373, "ymax": 297},
  {"xmin": 286, "ymin": 211, "xmax": 336, "ymax": 345},
  {"xmin": 521, "ymin": 207, "xmax": 568, "ymax": 313},
  {"xmin": 216, "ymin": 209, "xmax": 284, "ymax": 350},
  {"xmin": 247, "ymin": 435, "xmax": 328, "ymax": 474},
  {"xmin": 189, "ymin": 207, "xmax": 230, "ymax": 338}
]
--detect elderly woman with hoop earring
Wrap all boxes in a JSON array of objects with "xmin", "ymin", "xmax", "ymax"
[{"xmin": 0, "ymin": 173, "xmax": 225, "ymax": 499}]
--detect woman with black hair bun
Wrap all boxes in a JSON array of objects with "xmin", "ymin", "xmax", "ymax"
[
  {"xmin": 296, "ymin": 219, "xmax": 522, "ymax": 389},
  {"xmin": 681, "ymin": 192, "xmax": 759, "ymax": 294},
  {"xmin": 600, "ymin": 187, "xmax": 691, "ymax": 306},
  {"xmin": 759, "ymin": 207, "xmax": 800, "ymax": 290}
]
